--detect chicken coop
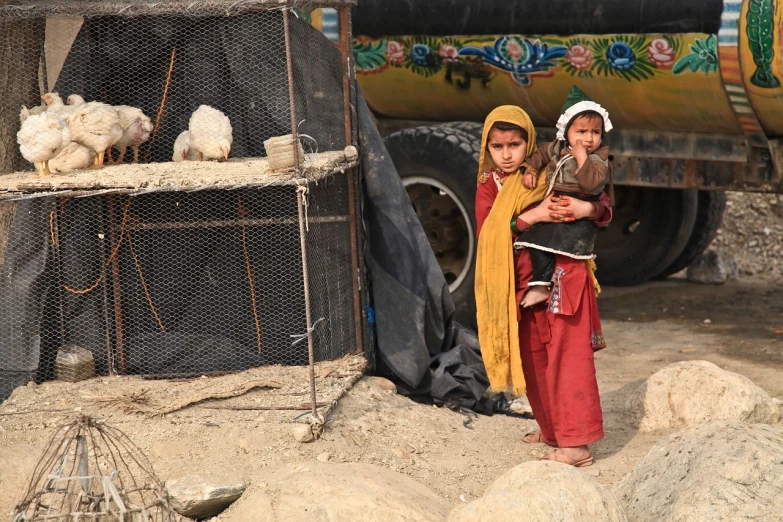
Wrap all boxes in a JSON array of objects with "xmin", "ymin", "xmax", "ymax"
[{"xmin": 0, "ymin": 0, "xmax": 363, "ymax": 412}]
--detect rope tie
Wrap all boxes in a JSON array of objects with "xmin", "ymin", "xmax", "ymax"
[
  {"xmin": 296, "ymin": 182, "xmax": 310, "ymax": 232},
  {"xmin": 290, "ymin": 317, "xmax": 324, "ymax": 346}
]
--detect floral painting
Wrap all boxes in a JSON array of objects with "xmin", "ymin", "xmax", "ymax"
[{"xmin": 353, "ymin": 33, "xmax": 714, "ymax": 86}]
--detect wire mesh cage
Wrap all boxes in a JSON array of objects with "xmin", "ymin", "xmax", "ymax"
[
  {"xmin": 12, "ymin": 415, "xmax": 182, "ymax": 521},
  {"xmin": 0, "ymin": 0, "xmax": 363, "ymax": 415}
]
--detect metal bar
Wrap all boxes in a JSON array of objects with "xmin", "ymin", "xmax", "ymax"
[
  {"xmin": 283, "ymin": 9, "xmax": 300, "ymax": 176},
  {"xmin": 339, "ymin": 6, "xmax": 363, "ymax": 357},
  {"xmin": 296, "ymin": 187, "xmax": 318, "ymax": 418},
  {"xmin": 50, "ymin": 199, "xmax": 67, "ymax": 351},
  {"xmin": 124, "ymin": 215, "xmax": 350, "ymax": 231},
  {"xmin": 97, "ymin": 200, "xmax": 114, "ymax": 375},
  {"xmin": 0, "ymin": 1, "xmax": 358, "ymax": 19},
  {"xmin": 106, "ymin": 196, "xmax": 126, "ymax": 375}
]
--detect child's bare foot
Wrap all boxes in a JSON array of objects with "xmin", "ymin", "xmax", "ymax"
[{"xmin": 521, "ymin": 286, "xmax": 551, "ymax": 308}]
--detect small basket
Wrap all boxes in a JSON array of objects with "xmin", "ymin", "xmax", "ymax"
[
  {"xmin": 55, "ymin": 345, "xmax": 95, "ymax": 382},
  {"xmin": 264, "ymin": 134, "xmax": 305, "ymax": 172}
]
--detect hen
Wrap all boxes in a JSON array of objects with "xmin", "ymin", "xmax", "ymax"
[
  {"xmin": 188, "ymin": 105, "xmax": 232, "ymax": 161},
  {"xmin": 49, "ymin": 142, "xmax": 96, "ymax": 174},
  {"xmin": 17, "ymin": 112, "xmax": 72, "ymax": 176},
  {"xmin": 69, "ymin": 96, "xmax": 154, "ymax": 164},
  {"xmin": 172, "ymin": 130, "xmax": 198, "ymax": 162},
  {"xmin": 62, "ymin": 94, "xmax": 123, "ymax": 168},
  {"xmin": 41, "ymin": 92, "xmax": 76, "ymax": 119},
  {"xmin": 19, "ymin": 103, "xmax": 47, "ymax": 123}
]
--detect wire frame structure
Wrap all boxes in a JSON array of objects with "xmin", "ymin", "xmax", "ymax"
[
  {"xmin": 12, "ymin": 415, "xmax": 181, "ymax": 521},
  {"xmin": 0, "ymin": 0, "xmax": 363, "ymax": 421}
]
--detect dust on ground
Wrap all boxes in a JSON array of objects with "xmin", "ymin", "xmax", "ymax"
[{"xmin": 2, "ymin": 276, "xmax": 782, "ymax": 515}]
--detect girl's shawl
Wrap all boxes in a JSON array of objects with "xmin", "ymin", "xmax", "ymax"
[{"xmin": 474, "ymin": 106, "xmax": 547, "ymax": 395}]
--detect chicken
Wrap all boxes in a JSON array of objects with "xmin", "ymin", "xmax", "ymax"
[
  {"xmin": 41, "ymin": 92, "xmax": 76, "ymax": 119},
  {"xmin": 17, "ymin": 112, "xmax": 72, "ymax": 176},
  {"xmin": 172, "ymin": 130, "xmax": 198, "ymax": 162},
  {"xmin": 19, "ymin": 103, "xmax": 47, "ymax": 123},
  {"xmin": 61, "ymin": 94, "xmax": 123, "ymax": 168},
  {"xmin": 188, "ymin": 105, "xmax": 232, "ymax": 161},
  {"xmin": 49, "ymin": 142, "xmax": 96, "ymax": 174},
  {"xmin": 112, "ymin": 105, "xmax": 153, "ymax": 164}
]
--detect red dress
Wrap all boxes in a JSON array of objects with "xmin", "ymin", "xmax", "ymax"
[{"xmin": 475, "ymin": 169, "xmax": 609, "ymax": 447}]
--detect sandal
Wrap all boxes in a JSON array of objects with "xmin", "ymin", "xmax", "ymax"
[
  {"xmin": 522, "ymin": 431, "xmax": 557, "ymax": 447},
  {"xmin": 539, "ymin": 449, "xmax": 594, "ymax": 467}
]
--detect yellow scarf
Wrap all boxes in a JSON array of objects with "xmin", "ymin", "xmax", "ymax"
[{"xmin": 474, "ymin": 106, "xmax": 547, "ymax": 395}]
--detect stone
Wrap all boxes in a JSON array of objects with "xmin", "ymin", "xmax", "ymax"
[
  {"xmin": 221, "ymin": 463, "xmax": 450, "ymax": 522},
  {"xmin": 686, "ymin": 250, "xmax": 738, "ymax": 284},
  {"xmin": 628, "ymin": 360, "xmax": 780, "ymax": 432},
  {"xmin": 344, "ymin": 145, "xmax": 359, "ymax": 162},
  {"xmin": 291, "ymin": 424, "xmax": 314, "ymax": 443},
  {"xmin": 166, "ymin": 473, "xmax": 246, "ymax": 519},
  {"xmin": 364, "ymin": 376, "xmax": 397, "ymax": 393},
  {"xmin": 616, "ymin": 421, "xmax": 783, "ymax": 522},
  {"xmin": 449, "ymin": 461, "xmax": 627, "ymax": 522}
]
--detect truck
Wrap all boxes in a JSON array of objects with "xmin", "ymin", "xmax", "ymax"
[{"xmin": 320, "ymin": 0, "xmax": 783, "ymax": 325}]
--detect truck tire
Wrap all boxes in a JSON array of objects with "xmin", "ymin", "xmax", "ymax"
[
  {"xmin": 594, "ymin": 186, "xmax": 698, "ymax": 285},
  {"xmin": 655, "ymin": 190, "xmax": 727, "ymax": 279},
  {"xmin": 438, "ymin": 121, "xmax": 484, "ymax": 141},
  {"xmin": 384, "ymin": 126, "xmax": 480, "ymax": 328}
]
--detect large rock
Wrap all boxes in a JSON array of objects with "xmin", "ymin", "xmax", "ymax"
[
  {"xmin": 616, "ymin": 421, "xmax": 783, "ymax": 521},
  {"xmin": 628, "ymin": 360, "xmax": 780, "ymax": 431},
  {"xmin": 166, "ymin": 473, "xmax": 246, "ymax": 519},
  {"xmin": 222, "ymin": 462, "xmax": 450, "ymax": 522},
  {"xmin": 448, "ymin": 461, "xmax": 627, "ymax": 522},
  {"xmin": 686, "ymin": 250, "xmax": 737, "ymax": 284}
]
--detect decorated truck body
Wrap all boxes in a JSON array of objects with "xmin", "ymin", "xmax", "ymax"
[{"xmin": 320, "ymin": 1, "xmax": 783, "ymax": 324}]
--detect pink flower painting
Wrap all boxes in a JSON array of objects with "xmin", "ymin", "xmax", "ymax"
[
  {"xmin": 438, "ymin": 44, "xmax": 460, "ymax": 64},
  {"xmin": 566, "ymin": 45, "xmax": 593, "ymax": 70},
  {"xmin": 648, "ymin": 38, "xmax": 676, "ymax": 69},
  {"xmin": 385, "ymin": 41, "xmax": 405, "ymax": 65}
]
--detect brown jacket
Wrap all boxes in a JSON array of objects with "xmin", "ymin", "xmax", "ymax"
[{"xmin": 524, "ymin": 140, "xmax": 609, "ymax": 196}]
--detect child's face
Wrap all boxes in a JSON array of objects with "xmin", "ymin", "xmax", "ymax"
[
  {"xmin": 487, "ymin": 129, "xmax": 527, "ymax": 174},
  {"xmin": 566, "ymin": 114, "xmax": 603, "ymax": 154}
]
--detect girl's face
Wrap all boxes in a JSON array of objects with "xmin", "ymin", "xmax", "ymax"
[
  {"xmin": 566, "ymin": 114, "xmax": 603, "ymax": 153},
  {"xmin": 487, "ymin": 128, "xmax": 527, "ymax": 174}
]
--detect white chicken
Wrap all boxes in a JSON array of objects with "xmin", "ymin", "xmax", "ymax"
[
  {"xmin": 41, "ymin": 92, "xmax": 76, "ymax": 119},
  {"xmin": 172, "ymin": 130, "xmax": 198, "ymax": 162},
  {"xmin": 188, "ymin": 105, "xmax": 232, "ymax": 161},
  {"xmin": 49, "ymin": 142, "xmax": 96, "ymax": 174},
  {"xmin": 68, "ymin": 95, "xmax": 153, "ymax": 164},
  {"xmin": 60, "ymin": 94, "xmax": 123, "ymax": 168},
  {"xmin": 19, "ymin": 103, "xmax": 47, "ymax": 123},
  {"xmin": 17, "ymin": 112, "xmax": 72, "ymax": 176}
]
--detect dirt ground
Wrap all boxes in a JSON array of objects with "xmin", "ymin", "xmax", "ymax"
[{"xmin": 1, "ymin": 274, "xmax": 782, "ymax": 516}]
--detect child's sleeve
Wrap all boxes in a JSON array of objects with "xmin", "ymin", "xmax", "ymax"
[
  {"xmin": 574, "ymin": 147, "xmax": 609, "ymax": 193},
  {"xmin": 522, "ymin": 142, "xmax": 552, "ymax": 174},
  {"xmin": 475, "ymin": 176, "xmax": 498, "ymax": 238}
]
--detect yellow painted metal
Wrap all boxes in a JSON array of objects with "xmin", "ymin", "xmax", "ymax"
[{"xmin": 354, "ymin": 33, "xmax": 742, "ymax": 136}]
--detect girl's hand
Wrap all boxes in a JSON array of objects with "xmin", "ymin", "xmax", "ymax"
[{"xmin": 547, "ymin": 195, "xmax": 596, "ymax": 222}]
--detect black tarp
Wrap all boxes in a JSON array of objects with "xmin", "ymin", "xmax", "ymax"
[{"xmin": 0, "ymin": 14, "xmax": 493, "ymax": 410}]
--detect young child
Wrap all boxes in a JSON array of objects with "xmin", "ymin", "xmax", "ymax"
[{"xmin": 515, "ymin": 86, "xmax": 613, "ymax": 307}]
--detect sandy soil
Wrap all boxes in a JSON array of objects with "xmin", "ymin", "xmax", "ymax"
[{"xmin": 1, "ymin": 275, "xmax": 782, "ymax": 516}]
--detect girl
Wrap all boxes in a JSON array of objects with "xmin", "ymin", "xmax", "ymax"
[{"xmin": 474, "ymin": 105, "xmax": 611, "ymax": 467}]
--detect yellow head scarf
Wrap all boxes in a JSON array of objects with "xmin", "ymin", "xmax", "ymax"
[{"xmin": 474, "ymin": 106, "xmax": 548, "ymax": 395}]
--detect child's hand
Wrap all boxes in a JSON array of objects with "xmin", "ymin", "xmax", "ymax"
[{"xmin": 522, "ymin": 172, "xmax": 537, "ymax": 189}]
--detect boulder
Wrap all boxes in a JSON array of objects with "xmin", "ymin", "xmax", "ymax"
[
  {"xmin": 628, "ymin": 360, "xmax": 780, "ymax": 431},
  {"xmin": 615, "ymin": 421, "xmax": 783, "ymax": 521},
  {"xmin": 686, "ymin": 250, "xmax": 737, "ymax": 284},
  {"xmin": 221, "ymin": 462, "xmax": 450, "ymax": 522},
  {"xmin": 448, "ymin": 461, "xmax": 627, "ymax": 522},
  {"xmin": 166, "ymin": 473, "xmax": 246, "ymax": 519}
]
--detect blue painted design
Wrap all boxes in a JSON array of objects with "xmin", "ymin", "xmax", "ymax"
[
  {"xmin": 365, "ymin": 305, "xmax": 375, "ymax": 325},
  {"xmin": 606, "ymin": 42, "xmax": 636, "ymax": 71},
  {"xmin": 410, "ymin": 44, "xmax": 435, "ymax": 67},
  {"xmin": 459, "ymin": 36, "xmax": 567, "ymax": 85}
]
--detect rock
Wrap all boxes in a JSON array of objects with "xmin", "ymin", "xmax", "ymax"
[
  {"xmin": 221, "ymin": 463, "xmax": 450, "ymax": 522},
  {"xmin": 616, "ymin": 421, "xmax": 783, "ymax": 521},
  {"xmin": 628, "ymin": 360, "xmax": 780, "ymax": 431},
  {"xmin": 686, "ymin": 250, "xmax": 738, "ymax": 284},
  {"xmin": 291, "ymin": 424, "xmax": 314, "ymax": 443},
  {"xmin": 449, "ymin": 461, "xmax": 627, "ymax": 522},
  {"xmin": 166, "ymin": 473, "xmax": 246, "ymax": 519},
  {"xmin": 364, "ymin": 376, "xmax": 397, "ymax": 393},
  {"xmin": 507, "ymin": 395, "xmax": 533, "ymax": 415}
]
